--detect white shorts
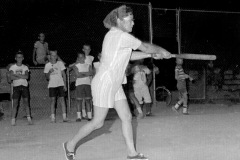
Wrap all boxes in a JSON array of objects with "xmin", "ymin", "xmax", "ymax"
[
  {"xmin": 91, "ymin": 74, "xmax": 126, "ymax": 108},
  {"xmin": 134, "ymin": 85, "xmax": 152, "ymax": 104}
]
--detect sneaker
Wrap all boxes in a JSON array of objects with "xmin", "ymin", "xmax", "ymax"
[
  {"xmin": 146, "ymin": 112, "xmax": 153, "ymax": 117},
  {"xmin": 28, "ymin": 119, "xmax": 33, "ymax": 125},
  {"xmin": 182, "ymin": 108, "xmax": 189, "ymax": 115},
  {"xmin": 82, "ymin": 116, "xmax": 88, "ymax": 120},
  {"xmin": 87, "ymin": 118, "xmax": 92, "ymax": 121},
  {"xmin": 82, "ymin": 117, "xmax": 92, "ymax": 121},
  {"xmin": 63, "ymin": 119, "xmax": 71, "ymax": 123},
  {"xmin": 137, "ymin": 113, "xmax": 144, "ymax": 119},
  {"xmin": 63, "ymin": 142, "xmax": 75, "ymax": 160},
  {"xmin": 127, "ymin": 153, "xmax": 148, "ymax": 160},
  {"xmin": 76, "ymin": 118, "xmax": 81, "ymax": 122},
  {"xmin": 172, "ymin": 106, "xmax": 179, "ymax": 114}
]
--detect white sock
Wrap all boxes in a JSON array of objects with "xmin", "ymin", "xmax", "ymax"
[
  {"xmin": 174, "ymin": 103, "xmax": 181, "ymax": 109},
  {"xmin": 82, "ymin": 109, "xmax": 86, "ymax": 117},
  {"xmin": 183, "ymin": 106, "xmax": 188, "ymax": 113},
  {"xmin": 136, "ymin": 107, "xmax": 143, "ymax": 114},
  {"xmin": 77, "ymin": 112, "xmax": 82, "ymax": 119},
  {"xmin": 27, "ymin": 116, "xmax": 31, "ymax": 121},
  {"xmin": 51, "ymin": 114, "xmax": 55, "ymax": 119},
  {"xmin": 87, "ymin": 112, "xmax": 92, "ymax": 119},
  {"xmin": 62, "ymin": 113, "xmax": 67, "ymax": 120},
  {"xmin": 11, "ymin": 118, "xmax": 16, "ymax": 125}
]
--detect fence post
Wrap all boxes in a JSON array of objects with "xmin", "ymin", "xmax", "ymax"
[
  {"xmin": 148, "ymin": 2, "xmax": 157, "ymax": 107},
  {"xmin": 66, "ymin": 68, "xmax": 71, "ymax": 112},
  {"xmin": 176, "ymin": 8, "xmax": 181, "ymax": 54}
]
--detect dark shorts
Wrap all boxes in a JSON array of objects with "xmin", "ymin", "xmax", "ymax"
[
  {"xmin": 70, "ymin": 81, "xmax": 76, "ymax": 91},
  {"xmin": 76, "ymin": 85, "xmax": 92, "ymax": 99},
  {"xmin": 49, "ymin": 86, "xmax": 65, "ymax": 97},
  {"xmin": 12, "ymin": 85, "xmax": 29, "ymax": 99},
  {"xmin": 177, "ymin": 81, "xmax": 187, "ymax": 94}
]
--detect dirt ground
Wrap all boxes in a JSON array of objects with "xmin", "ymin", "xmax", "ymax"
[{"xmin": 1, "ymin": 100, "xmax": 240, "ymax": 160}]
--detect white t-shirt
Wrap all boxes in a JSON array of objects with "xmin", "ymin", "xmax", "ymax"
[
  {"xmin": 85, "ymin": 55, "xmax": 94, "ymax": 65},
  {"xmin": 133, "ymin": 65, "xmax": 151, "ymax": 88},
  {"xmin": 44, "ymin": 61, "xmax": 66, "ymax": 88},
  {"xmin": 9, "ymin": 64, "xmax": 29, "ymax": 87},
  {"xmin": 34, "ymin": 41, "xmax": 48, "ymax": 64},
  {"xmin": 75, "ymin": 63, "xmax": 91, "ymax": 86}
]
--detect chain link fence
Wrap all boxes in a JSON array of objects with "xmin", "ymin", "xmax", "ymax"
[
  {"xmin": 181, "ymin": 10, "xmax": 240, "ymax": 101},
  {"xmin": 0, "ymin": 1, "xmax": 150, "ymax": 119},
  {"xmin": 1, "ymin": 1, "xmax": 240, "ymax": 119}
]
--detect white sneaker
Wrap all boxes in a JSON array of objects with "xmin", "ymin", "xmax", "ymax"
[
  {"xmin": 11, "ymin": 118, "xmax": 16, "ymax": 126},
  {"xmin": 182, "ymin": 107, "xmax": 189, "ymax": 115}
]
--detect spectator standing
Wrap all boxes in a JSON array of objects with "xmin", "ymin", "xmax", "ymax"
[
  {"xmin": 33, "ymin": 33, "xmax": 50, "ymax": 65},
  {"xmin": 93, "ymin": 52, "xmax": 101, "ymax": 75},
  {"xmin": 73, "ymin": 52, "xmax": 93, "ymax": 121},
  {"xmin": 9, "ymin": 51, "xmax": 32, "ymax": 126},
  {"xmin": 132, "ymin": 61, "xmax": 152, "ymax": 116},
  {"xmin": 172, "ymin": 58, "xmax": 193, "ymax": 115},
  {"xmin": 44, "ymin": 50, "xmax": 69, "ymax": 123},
  {"xmin": 81, "ymin": 43, "xmax": 94, "ymax": 119},
  {"xmin": 124, "ymin": 63, "xmax": 144, "ymax": 119}
]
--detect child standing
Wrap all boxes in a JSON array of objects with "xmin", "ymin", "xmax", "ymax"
[
  {"xmin": 81, "ymin": 44, "xmax": 94, "ymax": 119},
  {"xmin": 172, "ymin": 58, "xmax": 193, "ymax": 115},
  {"xmin": 44, "ymin": 50, "xmax": 68, "ymax": 122},
  {"xmin": 73, "ymin": 52, "xmax": 93, "ymax": 121},
  {"xmin": 82, "ymin": 43, "xmax": 94, "ymax": 66},
  {"xmin": 33, "ymin": 33, "xmax": 50, "ymax": 65},
  {"xmin": 33, "ymin": 33, "xmax": 64, "ymax": 66},
  {"xmin": 9, "ymin": 51, "xmax": 32, "ymax": 126},
  {"xmin": 93, "ymin": 52, "xmax": 101, "ymax": 75},
  {"xmin": 132, "ymin": 61, "xmax": 152, "ymax": 117},
  {"xmin": 125, "ymin": 63, "xmax": 144, "ymax": 119}
]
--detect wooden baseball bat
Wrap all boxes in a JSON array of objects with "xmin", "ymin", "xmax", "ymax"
[{"xmin": 171, "ymin": 53, "xmax": 216, "ymax": 60}]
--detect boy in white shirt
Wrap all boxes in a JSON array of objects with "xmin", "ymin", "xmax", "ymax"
[
  {"xmin": 9, "ymin": 51, "xmax": 32, "ymax": 126},
  {"xmin": 81, "ymin": 44, "xmax": 94, "ymax": 118},
  {"xmin": 73, "ymin": 52, "xmax": 93, "ymax": 121},
  {"xmin": 82, "ymin": 44, "xmax": 94, "ymax": 66},
  {"xmin": 69, "ymin": 44, "xmax": 94, "ymax": 119},
  {"xmin": 44, "ymin": 50, "xmax": 68, "ymax": 123}
]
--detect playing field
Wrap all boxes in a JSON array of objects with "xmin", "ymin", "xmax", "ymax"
[{"xmin": 1, "ymin": 101, "xmax": 240, "ymax": 160}]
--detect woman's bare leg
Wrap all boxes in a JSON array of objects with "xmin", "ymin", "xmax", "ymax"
[
  {"xmin": 66, "ymin": 105, "xmax": 109, "ymax": 152},
  {"xmin": 114, "ymin": 99, "xmax": 138, "ymax": 156}
]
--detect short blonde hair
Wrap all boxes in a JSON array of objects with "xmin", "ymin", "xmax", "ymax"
[{"xmin": 103, "ymin": 5, "xmax": 133, "ymax": 29}]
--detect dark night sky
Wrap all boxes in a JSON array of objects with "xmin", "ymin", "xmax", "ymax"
[
  {"xmin": 1, "ymin": 0, "xmax": 239, "ymax": 90},
  {"xmin": 0, "ymin": 0, "xmax": 240, "ymax": 68},
  {"xmin": 111, "ymin": 0, "xmax": 239, "ymax": 12}
]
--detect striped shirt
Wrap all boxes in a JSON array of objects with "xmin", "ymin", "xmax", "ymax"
[{"xmin": 175, "ymin": 65, "xmax": 187, "ymax": 81}]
